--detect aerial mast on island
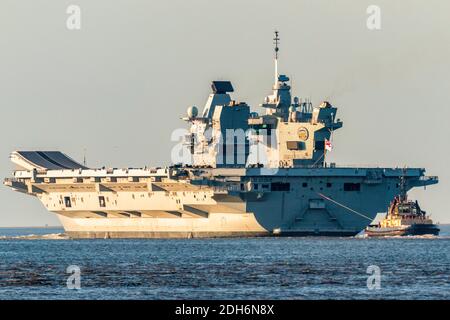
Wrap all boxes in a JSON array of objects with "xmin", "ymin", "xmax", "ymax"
[{"xmin": 273, "ymin": 30, "xmax": 280, "ymax": 83}]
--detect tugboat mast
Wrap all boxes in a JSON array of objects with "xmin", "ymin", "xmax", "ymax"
[{"xmin": 399, "ymin": 168, "xmax": 407, "ymax": 202}]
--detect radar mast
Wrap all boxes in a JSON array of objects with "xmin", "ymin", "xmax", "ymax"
[{"xmin": 273, "ymin": 30, "xmax": 280, "ymax": 83}]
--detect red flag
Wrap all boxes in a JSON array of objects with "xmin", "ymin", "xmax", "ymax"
[{"xmin": 325, "ymin": 139, "xmax": 332, "ymax": 152}]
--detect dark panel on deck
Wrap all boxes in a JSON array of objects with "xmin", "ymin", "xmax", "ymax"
[
  {"xmin": 40, "ymin": 151, "xmax": 88, "ymax": 170},
  {"xmin": 17, "ymin": 151, "xmax": 65, "ymax": 170},
  {"xmin": 17, "ymin": 151, "xmax": 88, "ymax": 170}
]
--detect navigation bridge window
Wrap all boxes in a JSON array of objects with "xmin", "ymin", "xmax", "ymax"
[
  {"xmin": 271, "ymin": 182, "xmax": 290, "ymax": 192},
  {"xmin": 344, "ymin": 183, "xmax": 361, "ymax": 191},
  {"xmin": 286, "ymin": 141, "xmax": 306, "ymax": 151},
  {"xmin": 64, "ymin": 197, "xmax": 72, "ymax": 208},
  {"xmin": 99, "ymin": 196, "xmax": 106, "ymax": 208}
]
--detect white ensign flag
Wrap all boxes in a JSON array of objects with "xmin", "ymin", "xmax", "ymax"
[{"xmin": 325, "ymin": 139, "xmax": 332, "ymax": 152}]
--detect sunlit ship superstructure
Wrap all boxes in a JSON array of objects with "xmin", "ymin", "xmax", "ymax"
[{"xmin": 3, "ymin": 32, "xmax": 438, "ymax": 238}]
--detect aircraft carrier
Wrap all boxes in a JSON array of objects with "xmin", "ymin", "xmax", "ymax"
[{"xmin": 3, "ymin": 32, "xmax": 438, "ymax": 238}]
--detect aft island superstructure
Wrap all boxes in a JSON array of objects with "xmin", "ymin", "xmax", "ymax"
[{"xmin": 4, "ymin": 32, "xmax": 438, "ymax": 238}]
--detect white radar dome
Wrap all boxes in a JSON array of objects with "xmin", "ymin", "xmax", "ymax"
[{"xmin": 187, "ymin": 106, "xmax": 198, "ymax": 118}]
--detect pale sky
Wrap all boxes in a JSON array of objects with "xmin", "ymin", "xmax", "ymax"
[{"xmin": 1, "ymin": 0, "xmax": 449, "ymax": 226}]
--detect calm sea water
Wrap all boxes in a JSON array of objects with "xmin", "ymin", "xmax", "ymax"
[{"xmin": 0, "ymin": 226, "xmax": 449, "ymax": 300}]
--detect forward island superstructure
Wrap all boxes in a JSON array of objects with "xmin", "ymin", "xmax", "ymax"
[{"xmin": 4, "ymin": 32, "xmax": 438, "ymax": 238}]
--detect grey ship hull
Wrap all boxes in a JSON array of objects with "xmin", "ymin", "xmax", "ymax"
[
  {"xmin": 5, "ymin": 156, "xmax": 437, "ymax": 238},
  {"xmin": 56, "ymin": 167, "xmax": 425, "ymax": 239}
]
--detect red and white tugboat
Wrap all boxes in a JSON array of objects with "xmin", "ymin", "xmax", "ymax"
[{"xmin": 366, "ymin": 174, "xmax": 439, "ymax": 237}]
